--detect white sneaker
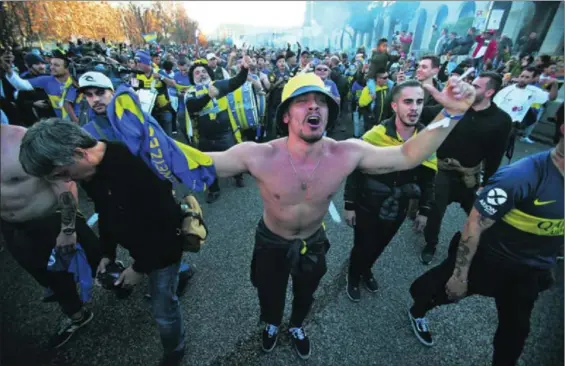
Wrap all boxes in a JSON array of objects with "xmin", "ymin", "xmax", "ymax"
[{"xmin": 520, "ymin": 137, "xmax": 534, "ymax": 144}]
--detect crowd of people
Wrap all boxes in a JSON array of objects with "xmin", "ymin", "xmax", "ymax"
[{"xmin": 0, "ymin": 24, "xmax": 563, "ymax": 366}]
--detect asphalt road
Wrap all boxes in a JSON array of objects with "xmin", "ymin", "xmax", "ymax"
[{"xmin": 0, "ymin": 130, "xmax": 562, "ymax": 366}]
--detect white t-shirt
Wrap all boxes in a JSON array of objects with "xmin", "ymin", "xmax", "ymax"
[{"xmin": 493, "ymin": 84, "xmax": 549, "ymax": 123}]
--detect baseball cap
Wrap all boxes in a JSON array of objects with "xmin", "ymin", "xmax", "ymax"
[
  {"xmin": 78, "ymin": 71, "xmax": 114, "ymax": 92},
  {"xmin": 24, "ymin": 53, "xmax": 45, "ymax": 67},
  {"xmin": 206, "ymin": 53, "xmax": 218, "ymax": 61},
  {"xmin": 134, "ymin": 50, "xmax": 151, "ymax": 66}
]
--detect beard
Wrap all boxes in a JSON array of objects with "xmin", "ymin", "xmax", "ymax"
[
  {"xmin": 472, "ymin": 93, "xmax": 485, "ymax": 105},
  {"xmin": 195, "ymin": 77, "xmax": 211, "ymax": 86},
  {"xmin": 299, "ymin": 130, "xmax": 324, "ymax": 144}
]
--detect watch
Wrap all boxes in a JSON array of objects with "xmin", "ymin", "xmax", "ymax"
[{"xmin": 441, "ymin": 109, "xmax": 465, "ymax": 121}]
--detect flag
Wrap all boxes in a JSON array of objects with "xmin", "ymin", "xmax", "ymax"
[
  {"xmin": 107, "ymin": 85, "xmax": 216, "ymax": 191},
  {"xmin": 142, "ymin": 32, "xmax": 158, "ymax": 44}
]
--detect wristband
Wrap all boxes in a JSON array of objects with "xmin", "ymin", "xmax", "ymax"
[{"xmin": 441, "ymin": 109, "xmax": 465, "ymax": 121}]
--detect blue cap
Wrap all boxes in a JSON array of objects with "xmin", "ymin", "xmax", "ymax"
[
  {"xmin": 134, "ymin": 51, "xmax": 151, "ymax": 66},
  {"xmin": 24, "ymin": 53, "xmax": 45, "ymax": 66}
]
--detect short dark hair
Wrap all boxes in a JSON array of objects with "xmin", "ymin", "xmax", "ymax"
[
  {"xmin": 420, "ymin": 55, "xmax": 440, "ymax": 69},
  {"xmin": 377, "ymin": 38, "xmax": 388, "ymax": 47},
  {"xmin": 524, "ymin": 66, "xmax": 541, "ymax": 77},
  {"xmin": 177, "ymin": 57, "xmax": 189, "ymax": 66},
  {"xmin": 375, "ymin": 68, "xmax": 387, "ymax": 76},
  {"xmin": 391, "ymin": 80, "xmax": 422, "ymax": 102},
  {"xmin": 479, "ymin": 71, "xmax": 503, "ymax": 95}
]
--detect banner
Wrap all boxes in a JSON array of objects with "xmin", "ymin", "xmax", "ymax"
[{"xmin": 142, "ymin": 32, "xmax": 158, "ymax": 44}]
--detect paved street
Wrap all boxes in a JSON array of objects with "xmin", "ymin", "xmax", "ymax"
[{"xmin": 0, "ymin": 135, "xmax": 562, "ymax": 366}]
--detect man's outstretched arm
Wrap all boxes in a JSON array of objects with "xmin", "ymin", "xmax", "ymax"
[{"xmin": 208, "ymin": 141, "xmax": 260, "ymax": 178}]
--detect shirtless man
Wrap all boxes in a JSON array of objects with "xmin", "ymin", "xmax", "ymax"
[
  {"xmin": 207, "ymin": 72, "xmax": 475, "ymax": 359},
  {"xmin": 0, "ymin": 124, "xmax": 100, "ymax": 349}
]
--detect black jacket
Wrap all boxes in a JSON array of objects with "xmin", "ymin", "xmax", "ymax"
[
  {"xmin": 81, "ymin": 141, "xmax": 184, "ymax": 274},
  {"xmin": 420, "ymin": 102, "xmax": 512, "ymax": 185},
  {"xmin": 344, "ymin": 119, "xmax": 436, "ymax": 216},
  {"xmin": 17, "ymin": 71, "xmax": 56, "ymax": 126}
]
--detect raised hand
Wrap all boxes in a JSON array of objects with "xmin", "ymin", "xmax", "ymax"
[{"xmin": 423, "ymin": 75, "xmax": 475, "ymax": 116}]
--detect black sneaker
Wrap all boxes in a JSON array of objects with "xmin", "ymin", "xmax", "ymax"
[
  {"xmin": 261, "ymin": 324, "xmax": 279, "ymax": 352},
  {"xmin": 289, "ymin": 327, "xmax": 311, "ymax": 360},
  {"xmin": 408, "ymin": 309, "xmax": 434, "ymax": 346},
  {"xmin": 346, "ymin": 278, "xmax": 361, "ymax": 302},
  {"xmin": 160, "ymin": 349, "xmax": 185, "ymax": 366},
  {"xmin": 48, "ymin": 309, "xmax": 94, "ymax": 348},
  {"xmin": 420, "ymin": 244, "xmax": 436, "ymax": 265},
  {"xmin": 206, "ymin": 191, "xmax": 220, "ymax": 203},
  {"xmin": 363, "ymin": 275, "xmax": 379, "ymax": 293}
]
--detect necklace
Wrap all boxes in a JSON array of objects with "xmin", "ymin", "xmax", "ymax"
[{"xmin": 286, "ymin": 138, "xmax": 322, "ymax": 191}]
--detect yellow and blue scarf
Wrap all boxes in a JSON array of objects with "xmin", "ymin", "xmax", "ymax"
[{"xmin": 107, "ymin": 85, "xmax": 216, "ymax": 191}]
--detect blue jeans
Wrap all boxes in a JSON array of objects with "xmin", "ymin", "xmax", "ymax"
[
  {"xmin": 148, "ymin": 261, "xmax": 185, "ymax": 356},
  {"xmin": 153, "ymin": 110, "xmax": 174, "ymax": 137}
]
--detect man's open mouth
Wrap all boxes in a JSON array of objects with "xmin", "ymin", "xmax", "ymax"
[{"xmin": 306, "ymin": 115, "xmax": 321, "ymax": 128}]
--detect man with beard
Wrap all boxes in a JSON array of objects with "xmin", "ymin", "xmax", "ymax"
[
  {"xmin": 419, "ymin": 72, "xmax": 512, "ymax": 264},
  {"xmin": 206, "ymin": 72, "xmax": 475, "ymax": 359},
  {"xmin": 184, "ymin": 56, "xmax": 250, "ymax": 202},
  {"xmin": 407, "ymin": 104, "xmax": 563, "ymax": 366},
  {"xmin": 2, "ymin": 50, "xmax": 79, "ymax": 122},
  {"xmin": 343, "ymin": 80, "xmax": 437, "ymax": 302}
]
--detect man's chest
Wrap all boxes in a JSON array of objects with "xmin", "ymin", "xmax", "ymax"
[{"xmin": 253, "ymin": 157, "xmax": 347, "ymax": 204}]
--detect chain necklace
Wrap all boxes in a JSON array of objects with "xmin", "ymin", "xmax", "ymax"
[{"xmin": 286, "ymin": 138, "xmax": 322, "ymax": 191}]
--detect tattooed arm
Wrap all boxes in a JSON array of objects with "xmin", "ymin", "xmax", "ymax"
[
  {"xmin": 52, "ymin": 180, "xmax": 79, "ymax": 253},
  {"xmin": 445, "ymin": 207, "xmax": 495, "ymax": 301}
]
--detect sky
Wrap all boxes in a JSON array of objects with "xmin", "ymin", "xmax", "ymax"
[{"xmin": 183, "ymin": 1, "xmax": 307, "ymax": 34}]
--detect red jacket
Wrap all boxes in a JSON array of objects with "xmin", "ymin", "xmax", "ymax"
[{"xmin": 472, "ymin": 35, "xmax": 497, "ymax": 61}]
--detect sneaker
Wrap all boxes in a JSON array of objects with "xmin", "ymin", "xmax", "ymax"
[
  {"xmin": 520, "ymin": 136, "xmax": 534, "ymax": 144},
  {"xmin": 420, "ymin": 244, "xmax": 436, "ymax": 265},
  {"xmin": 48, "ymin": 309, "xmax": 94, "ymax": 349},
  {"xmin": 206, "ymin": 191, "xmax": 220, "ymax": 204},
  {"xmin": 346, "ymin": 278, "xmax": 361, "ymax": 302},
  {"xmin": 160, "ymin": 349, "xmax": 185, "ymax": 366},
  {"xmin": 289, "ymin": 327, "xmax": 311, "ymax": 360},
  {"xmin": 261, "ymin": 324, "xmax": 279, "ymax": 352},
  {"xmin": 408, "ymin": 309, "xmax": 434, "ymax": 346},
  {"xmin": 363, "ymin": 275, "xmax": 379, "ymax": 293}
]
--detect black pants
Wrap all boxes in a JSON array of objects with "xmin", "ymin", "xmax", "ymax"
[
  {"xmin": 348, "ymin": 207, "xmax": 406, "ymax": 285},
  {"xmin": 198, "ymin": 133, "xmax": 242, "ymax": 193},
  {"xmin": 424, "ymin": 170, "xmax": 476, "ymax": 247},
  {"xmin": 410, "ymin": 232, "xmax": 553, "ymax": 366},
  {"xmin": 1, "ymin": 213, "xmax": 101, "ymax": 317},
  {"xmin": 250, "ymin": 219, "xmax": 329, "ymax": 327}
]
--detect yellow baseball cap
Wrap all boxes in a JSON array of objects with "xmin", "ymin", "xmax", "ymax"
[{"xmin": 275, "ymin": 73, "xmax": 339, "ymax": 135}]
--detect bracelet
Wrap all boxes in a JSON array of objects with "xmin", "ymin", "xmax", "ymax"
[{"xmin": 441, "ymin": 109, "xmax": 465, "ymax": 121}]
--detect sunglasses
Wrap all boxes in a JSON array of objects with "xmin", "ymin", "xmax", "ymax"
[{"xmin": 316, "ymin": 68, "xmax": 329, "ymax": 72}]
